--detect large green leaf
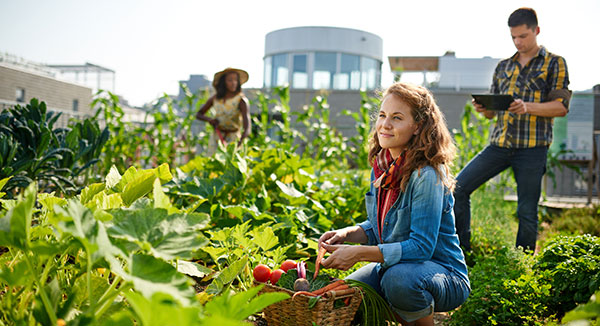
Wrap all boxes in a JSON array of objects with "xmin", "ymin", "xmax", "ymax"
[
  {"xmin": 276, "ymin": 180, "xmax": 305, "ymax": 198},
  {"xmin": 249, "ymin": 226, "xmax": 278, "ymax": 252},
  {"xmin": 204, "ymin": 285, "xmax": 289, "ymax": 321},
  {"xmin": 124, "ymin": 292, "xmax": 206, "ymax": 326},
  {"xmin": 54, "ymin": 200, "xmax": 124, "ymax": 268},
  {"xmin": 90, "ymin": 191, "xmax": 124, "ymax": 211},
  {"xmin": 154, "ymin": 163, "xmax": 173, "ymax": 183},
  {"xmin": 175, "ymin": 260, "xmax": 213, "ymax": 278},
  {"xmin": 0, "ymin": 177, "xmax": 11, "ymax": 198},
  {"xmin": 153, "ymin": 178, "xmax": 173, "ymax": 212},
  {"xmin": 127, "ymin": 254, "xmax": 196, "ymax": 306},
  {"xmin": 108, "ymin": 208, "xmax": 210, "ymax": 260},
  {"xmin": 205, "ymin": 256, "xmax": 248, "ymax": 295},
  {"xmin": 0, "ymin": 259, "xmax": 32, "ymax": 286},
  {"xmin": 0, "ymin": 182, "xmax": 36, "ymax": 249},
  {"xmin": 105, "ymin": 165, "xmax": 122, "ymax": 190},
  {"xmin": 80, "ymin": 183, "xmax": 106, "ymax": 204},
  {"xmin": 121, "ymin": 170, "xmax": 157, "ymax": 207}
]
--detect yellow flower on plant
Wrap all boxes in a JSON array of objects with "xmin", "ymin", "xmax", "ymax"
[{"xmin": 282, "ymin": 174, "xmax": 293, "ymax": 183}]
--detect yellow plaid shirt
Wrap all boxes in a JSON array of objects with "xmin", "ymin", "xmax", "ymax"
[{"xmin": 490, "ymin": 46, "xmax": 569, "ymax": 148}]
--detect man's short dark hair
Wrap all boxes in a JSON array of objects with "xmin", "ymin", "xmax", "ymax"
[{"xmin": 508, "ymin": 7, "xmax": 538, "ymax": 30}]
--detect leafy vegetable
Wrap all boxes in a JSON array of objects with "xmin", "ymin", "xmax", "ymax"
[
  {"xmin": 346, "ymin": 279, "xmax": 396, "ymax": 326},
  {"xmin": 277, "ymin": 268, "xmax": 298, "ymax": 291},
  {"xmin": 308, "ymin": 274, "xmax": 330, "ymax": 292}
]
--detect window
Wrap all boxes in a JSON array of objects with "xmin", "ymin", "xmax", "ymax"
[
  {"xmin": 360, "ymin": 57, "xmax": 379, "ymax": 90},
  {"xmin": 271, "ymin": 54, "xmax": 289, "ymax": 87},
  {"xmin": 313, "ymin": 52, "xmax": 336, "ymax": 89},
  {"xmin": 16, "ymin": 87, "xmax": 25, "ymax": 102},
  {"xmin": 335, "ymin": 54, "xmax": 360, "ymax": 90},
  {"xmin": 263, "ymin": 56, "xmax": 272, "ymax": 87},
  {"xmin": 72, "ymin": 99, "xmax": 79, "ymax": 112},
  {"xmin": 292, "ymin": 54, "xmax": 308, "ymax": 88}
]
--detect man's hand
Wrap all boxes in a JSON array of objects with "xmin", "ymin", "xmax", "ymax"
[
  {"xmin": 508, "ymin": 99, "xmax": 528, "ymax": 114},
  {"xmin": 472, "ymin": 99, "xmax": 496, "ymax": 119}
]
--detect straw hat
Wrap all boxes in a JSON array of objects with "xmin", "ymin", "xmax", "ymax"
[{"xmin": 212, "ymin": 68, "xmax": 249, "ymax": 88}]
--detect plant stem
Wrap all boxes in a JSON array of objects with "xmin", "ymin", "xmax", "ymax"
[
  {"xmin": 24, "ymin": 253, "xmax": 57, "ymax": 325},
  {"xmin": 87, "ymin": 253, "xmax": 94, "ymax": 313},
  {"xmin": 94, "ymin": 277, "xmax": 128, "ymax": 319}
]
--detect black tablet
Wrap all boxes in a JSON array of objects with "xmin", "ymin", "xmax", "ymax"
[{"xmin": 471, "ymin": 94, "xmax": 514, "ymax": 111}]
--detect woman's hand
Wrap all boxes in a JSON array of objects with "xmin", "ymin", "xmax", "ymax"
[
  {"xmin": 320, "ymin": 243, "xmax": 384, "ymax": 271},
  {"xmin": 318, "ymin": 228, "xmax": 349, "ymax": 249},
  {"xmin": 209, "ymin": 118, "xmax": 219, "ymax": 128},
  {"xmin": 320, "ymin": 244, "xmax": 360, "ymax": 271}
]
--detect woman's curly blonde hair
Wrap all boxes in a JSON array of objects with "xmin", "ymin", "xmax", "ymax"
[{"xmin": 368, "ymin": 82, "xmax": 456, "ymax": 192}]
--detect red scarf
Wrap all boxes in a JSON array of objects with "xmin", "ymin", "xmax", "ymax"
[{"xmin": 373, "ymin": 149, "xmax": 404, "ymax": 242}]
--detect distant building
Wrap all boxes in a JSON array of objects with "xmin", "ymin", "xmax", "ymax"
[
  {"xmin": 245, "ymin": 26, "xmax": 384, "ymax": 137},
  {"xmin": 177, "ymin": 74, "xmax": 211, "ymax": 101},
  {"xmin": 264, "ymin": 26, "xmax": 383, "ymax": 91},
  {"xmin": 49, "ymin": 62, "xmax": 116, "ymax": 94},
  {"xmin": 389, "ymin": 51, "xmax": 501, "ymax": 132},
  {"xmin": 0, "ymin": 52, "xmax": 147, "ymax": 126},
  {"xmin": 0, "ymin": 53, "xmax": 93, "ymax": 126}
]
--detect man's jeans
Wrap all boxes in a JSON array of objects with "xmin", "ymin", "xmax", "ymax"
[
  {"xmin": 453, "ymin": 145, "xmax": 548, "ymax": 251},
  {"xmin": 346, "ymin": 262, "xmax": 470, "ymax": 322}
]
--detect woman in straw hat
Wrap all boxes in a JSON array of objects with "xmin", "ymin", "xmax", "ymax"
[{"xmin": 196, "ymin": 67, "xmax": 251, "ymax": 153}]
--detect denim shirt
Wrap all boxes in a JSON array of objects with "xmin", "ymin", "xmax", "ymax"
[{"xmin": 357, "ymin": 166, "xmax": 470, "ymax": 284}]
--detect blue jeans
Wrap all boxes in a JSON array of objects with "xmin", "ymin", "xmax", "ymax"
[
  {"xmin": 453, "ymin": 145, "xmax": 548, "ymax": 251},
  {"xmin": 346, "ymin": 262, "xmax": 470, "ymax": 322}
]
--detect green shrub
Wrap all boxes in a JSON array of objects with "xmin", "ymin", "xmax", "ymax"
[
  {"xmin": 549, "ymin": 206, "xmax": 600, "ymax": 237},
  {"xmin": 449, "ymin": 247, "xmax": 552, "ymax": 325},
  {"xmin": 0, "ymin": 99, "xmax": 108, "ymax": 196},
  {"xmin": 535, "ymin": 234, "xmax": 600, "ymax": 318}
]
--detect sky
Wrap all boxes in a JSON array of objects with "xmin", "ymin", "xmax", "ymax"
[{"xmin": 1, "ymin": 0, "xmax": 599, "ymax": 107}]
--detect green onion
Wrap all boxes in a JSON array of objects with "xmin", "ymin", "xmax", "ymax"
[{"xmin": 345, "ymin": 279, "xmax": 397, "ymax": 325}]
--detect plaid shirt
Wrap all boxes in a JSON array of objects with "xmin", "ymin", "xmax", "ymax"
[{"xmin": 489, "ymin": 46, "xmax": 569, "ymax": 148}]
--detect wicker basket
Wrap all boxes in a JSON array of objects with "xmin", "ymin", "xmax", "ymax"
[{"xmin": 258, "ymin": 282, "xmax": 363, "ymax": 326}]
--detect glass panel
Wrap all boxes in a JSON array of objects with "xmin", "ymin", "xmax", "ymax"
[
  {"xmin": 313, "ymin": 52, "xmax": 336, "ymax": 89},
  {"xmin": 292, "ymin": 54, "xmax": 308, "ymax": 88},
  {"xmin": 264, "ymin": 56, "xmax": 272, "ymax": 88},
  {"xmin": 272, "ymin": 54, "xmax": 289, "ymax": 87},
  {"xmin": 335, "ymin": 54, "xmax": 360, "ymax": 90},
  {"xmin": 360, "ymin": 57, "xmax": 379, "ymax": 90},
  {"xmin": 15, "ymin": 88, "xmax": 25, "ymax": 102}
]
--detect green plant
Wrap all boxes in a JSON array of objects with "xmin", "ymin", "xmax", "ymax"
[
  {"xmin": 0, "ymin": 98, "xmax": 108, "ymax": 196},
  {"xmin": 562, "ymin": 290, "xmax": 600, "ymax": 325},
  {"xmin": 452, "ymin": 101, "xmax": 493, "ymax": 174},
  {"xmin": 345, "ymin": 279, "xmax": 397, "ymax": 326},
  {"xmin": 342, "ymin": 90, "xmax": 378, "ymax": 170},
  {"xmin": 542, "ymin": 205, "xmax": 600, "ymax": 238},
  {"xmin": 449, "ymin": 247, "xmax": 552, "ymax": 325},
  {"xmin": 535, "ymin": 234, "xmax": 600, "ymax": 318},
  {"xmin": 0, "ymin": 162, "xmax": 289, "ymax": 325},
  {"xmin": 295, "ymin": 95, "xmax": 348, "ymax": 166}
]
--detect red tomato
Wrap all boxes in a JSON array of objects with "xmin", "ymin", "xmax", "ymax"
[
  {"xmin": 270, "ymin": 269, "xmax": 285, "ymax": 285},
  {"xmin": 253, "ymin": 264, "xmax": 272, "ymax": 283},
  {"xmin": 280, "ymin": 260, "xmax": 297, "ymax": 273}
]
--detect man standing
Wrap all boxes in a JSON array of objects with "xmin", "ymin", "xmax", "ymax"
[{"xmin": 453, "ymin": 7, "xmax": 570, "ymax": 252}]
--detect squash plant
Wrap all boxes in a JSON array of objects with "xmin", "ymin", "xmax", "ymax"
[{"xmin": 0, "ymin": 164, "xmax": 288, "ymax": 325}]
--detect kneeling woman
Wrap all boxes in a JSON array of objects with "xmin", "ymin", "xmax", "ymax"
[{"xmin": 318, "ymin": 82, "xmax": 470, "ymax": 326}]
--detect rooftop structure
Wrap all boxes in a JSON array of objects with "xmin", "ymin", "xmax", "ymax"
[
  {"xmin": 389, "ymin": 51, "xmax": 500, "ymax": 90},
  {"xmin": 264, "ymin": 26, "xmax": 383, "ymax": 90}
]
